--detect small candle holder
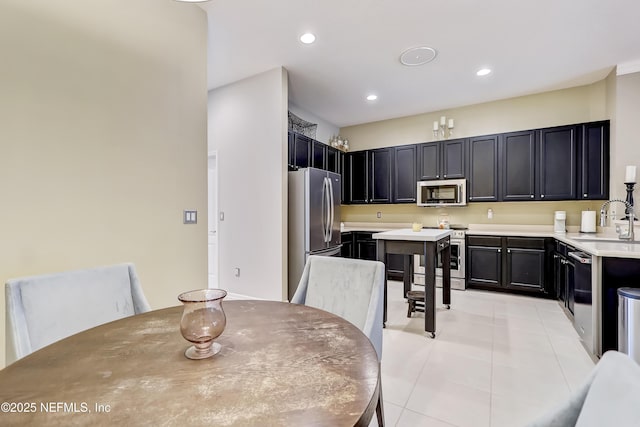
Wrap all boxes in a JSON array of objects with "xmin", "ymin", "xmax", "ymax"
[{"xmin": 623, "ymin": 182, "xmax": 637, "ymax": 221}]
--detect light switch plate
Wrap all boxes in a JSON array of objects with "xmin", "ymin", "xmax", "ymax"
[{"xmin": 183, "ymin": 210, "xmax": 197, "ymax": 224}]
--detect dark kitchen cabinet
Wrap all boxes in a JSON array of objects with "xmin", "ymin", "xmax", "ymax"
[
  {"xmin": 288, "ymin": 132, "xmax": 295, "ymax": 167},
  {"xmin": 468, "ymin": 135, "xmax": 499, "ymax": 202},
  {"xmin": 500, "ymin": 131, "xmax": 536, "ymax": 201},
  {"xmin": 326, "ymin": 146, "xmax": 341, "ymax": 174},
  {"xmin": 504, "ymin": 237, "xmax": 545, "ymax": 293},
  {"xmin": 418, "ymin": 139, "xmax": 465, "ymax": 181},
  {"xmin": 467, "ymin": 236, "xmax": 502, "ymax": 289},
  {"xmin": 346, "ymin": 149, "xmax": 394, "ymax": 204},
  {"xmin": 293, "ymin": 133, "xmax": 311, "ymax": 168},
  {"xmin": 539, "ymin": 125, "xmax": 578, "ymax": 201},
  {"xmin": 348, "ymin": 231, "xmax": 406, "ymax": 279},
  {"xmin": 579, "ymin": 121, "xmax": 609, "ymax": 200},
  {"xmin": 354, "ymin": 232, "xmax": 377, "ymax": 261},
  {"xmin": 311, "ymin": 139, "xmax": 326, "ymax": 169},
  {"xmin": 341, "ymin": 152, "xmax": 348, "ymax": 204},
  {"xmin": 341, "ymin": 232, "xmax": 353, "ymax": 258},
  {"xmin": 468, "ymin": 235, "xmax": 552, "ymax": 296},
  {"xmin": 346, "ymin": 151, "xmax": 368, "ymax": 204},
  {"xmin": 393, "ymin": 144, "xmax": 417, "ymax": 203},
  {"xmin": 369, "ymin": 148, "xmax": 394, "ymax": 203}
]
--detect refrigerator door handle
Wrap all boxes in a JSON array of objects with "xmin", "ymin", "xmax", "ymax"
[
  {"xmin": 327, "ymin": 176, "xmax": 334, "ymax": 243},
  {"xmin": 325, "ymin": 177, "xmax": 331, "ymax": 243},
  {"xmin": 321, "ymin": 177, "xmax": 328, "ymax": 243}
]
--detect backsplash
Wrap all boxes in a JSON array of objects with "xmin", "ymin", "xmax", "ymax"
[{"xmin": 341, "ymin": 200, "xmax": 604, "ymax": 228}]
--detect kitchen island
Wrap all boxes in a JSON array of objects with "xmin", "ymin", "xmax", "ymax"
[{"xmin": 373, "ymin": 228, "xmax": 452, "ymax": 338}]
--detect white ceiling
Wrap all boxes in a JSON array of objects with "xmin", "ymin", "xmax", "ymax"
[{"xmin": 200, "ymin": 0, "xmax": 640, "ymax": 128}]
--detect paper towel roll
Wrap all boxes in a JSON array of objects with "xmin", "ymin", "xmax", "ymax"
[{"xmin": 581, "ymin": 211, "xmax": 596, "ymax": 233}]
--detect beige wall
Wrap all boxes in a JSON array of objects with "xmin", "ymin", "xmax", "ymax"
[
  {"xmin": 342, "ymin": 201, "xmax": 602, "ymax": 229},
  {"xmin": 0, "ymin": 1, "xmax": 208, "ymax": 367},
  {"xmin": 339, "ymin": 81, "xmax": 614, "ymax": 226},
  {"xmin": 208, "ymin": 68, "xmax": 289, "ymax": 301},
  {"xmin": 612, "ymin": 71, "xmax": 640, "ymax": 201},
  {"xmin": 341, "ymin": 81, "xmax": 608, "ymax": 151}
]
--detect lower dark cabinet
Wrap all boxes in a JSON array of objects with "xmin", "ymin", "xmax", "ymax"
[
  {"xmin": 354, "ymin": 232, "xmax": 377, "ymax": 261},
  {"xmin": 346, "ymin": 231, "xmax": 406, "ymax": 280},
  {"xmin": 341, "ymin": 232, "xmax": 353, "ymax": 258},
  {"xmin": 467, "ymin": 236, "xmax": 502, "ymax": 289},
  {"xmin": 506, "ymin": 246, "xmax": 545, "ymax": 292},
  {"xmin": 467, "ymin": 235, "xmax": 552, "ymax": 296}
]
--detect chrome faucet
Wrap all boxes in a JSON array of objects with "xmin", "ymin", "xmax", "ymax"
[{"xmin": 600, "ymin": 199, "xmax": 635, "ymax": 241}]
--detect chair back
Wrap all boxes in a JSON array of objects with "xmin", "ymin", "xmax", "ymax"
[
  {"xmin": 5, "ymin": 263, "xmax": 150, "ymax": 364},
  {"xmin": 291, "ymin": 256, "xmax": 384, "ymax": 360}
]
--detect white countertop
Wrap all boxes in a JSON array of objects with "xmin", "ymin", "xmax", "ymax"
[
  {"xmin": 372, "ymin": 228, "xmax": 453, "ymax": 241},
  {"xmin": 342, "ymin": 222, "xmax": 640, "ymax": 259}
]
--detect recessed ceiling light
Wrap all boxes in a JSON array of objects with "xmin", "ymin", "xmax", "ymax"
[
  {"xmin": 399, "ymin": 47, "xmax": 437, "ymax": 66},
  {"xmin": 366, "ymin": 94, "xmax": 378, "ymax": 101},
  {"xmin": 300, "ymin": 33, "xmax": 316, "ymax": 44},
  {"xmin": 476, "ymin": 68, "xmax": 492, "ymax": 76}
]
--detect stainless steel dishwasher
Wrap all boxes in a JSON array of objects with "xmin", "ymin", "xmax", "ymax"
[{"xmin": 569, "ymin": 251, "xmax": 593, "ymax": 354}]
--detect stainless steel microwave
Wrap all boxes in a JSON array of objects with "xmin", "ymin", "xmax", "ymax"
[{"xmin": 417, "ymin": 179, "xmax": 467, "ymax": 207}]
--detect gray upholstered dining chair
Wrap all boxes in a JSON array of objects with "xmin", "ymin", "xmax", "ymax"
[
  {"xmin": 5, "ymin": 263, "xmax": 151, "ymax": 364},
  {"xmin": 291, "ymin": 255, "xmax": 385, "ymax": 426}
]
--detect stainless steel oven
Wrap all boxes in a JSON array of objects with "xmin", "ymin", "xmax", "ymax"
[{"xmin": 414, "ymin": 229, "xmax": 466, "ymax": 290}]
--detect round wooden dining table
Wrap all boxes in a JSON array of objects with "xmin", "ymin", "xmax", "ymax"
[{"xmin": 0, "ymin": 300, "xmax": 380, "ymax": 426}]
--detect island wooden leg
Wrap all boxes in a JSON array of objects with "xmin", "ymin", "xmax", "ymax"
[
  {"xmin": 442, "ymin": 241, "xmax": 451, "ymax": 309},
  {"xmin": 376, "ymin": 239, "xmax": 388, "ymax": 327},
  {"xmin": 424, "ymin": 242, "xmax": 437, "ymax": 337},
  {"xmin": 403, "ymin": 254, "xmax": 412, "ymax": 298}
]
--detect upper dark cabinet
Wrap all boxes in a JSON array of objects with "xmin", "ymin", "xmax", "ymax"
[
  {"xmin": 418, "ymin": 139, "xmax": 465, "ymax": 180},
  {"xmin": 288, "ymin": 132, "xmax": 295, "ymax": 167},
  {"xmin": 393, "ymin": 144, "xmax": 417, "ymax": 203},
  {"xmin": 326, "ymin": 146, "xmax": 340, "ymax": 174},
  {"xmin": 368, "ymin": 148, "xmax": 394, "ymax": 203},
  {"xmin": 500, "ymin": 130, "xmax": 536, "ymax": 201},
  {"xmin": 468, "ymin": 135, "xmax": 499, "ymax": 202},
  {"xmin": 347, "ymin": 151, "xmax": 368, "ymax": 204},
  {"xmin": 418, "ymin": 142, "xmax": 439, "ymax": 180},
  {"xmin": 293, "ymin": 133, "xmax": 311, "ymax": 168},
  {"xmin": 539, "ymin": 125, "xmax": 577, "ymax": 201},
  {"xmin": 442, "ymin": 139, "xmax": 466, "ymax": 179},
  {"xmin": 579, "ymin": 121, "xmax": 609, "ymax": 200},
  {"xmin": 344, "ymin": 148, "xmax": 394, "ymax": 204},
  {"xmin": 310, "ymin": 140, "xmax": 326, "ymax": 169}
]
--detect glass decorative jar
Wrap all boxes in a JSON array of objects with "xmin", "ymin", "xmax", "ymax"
[{"xmin": 177, "ymin": 289, "xmax": 227, "ymax": 360}]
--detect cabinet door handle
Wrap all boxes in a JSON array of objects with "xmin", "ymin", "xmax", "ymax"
[
  {"xmin": 508, "ymin": 249, "xmax": 511, "ymax": 253},
  {"xmin": 541, "ymin": 194, "xmax": 545, "ymax": 198},
  {"xmin": 584, "ymin": 193, "xmax": 588, "ymax": 198},
  {"xmin": 530, "ymin": 195, "xmax": 534, "ymax": 199},
  {"xmin": 443, "ymin": 174, "xmax": 447, "ymax": 178},
  {"xmin": 497, "ymin": 249, "xmax": 501, "ymax": 253}
]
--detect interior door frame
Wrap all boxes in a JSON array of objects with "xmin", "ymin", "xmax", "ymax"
[{"xmin": 208, "ymin": 150, "xmax": 219, "ymax": 288}]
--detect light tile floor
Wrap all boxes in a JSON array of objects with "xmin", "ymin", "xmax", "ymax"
[{"xmin": 371, "ymin": 280, "xmax": 596, "ymax": 427}]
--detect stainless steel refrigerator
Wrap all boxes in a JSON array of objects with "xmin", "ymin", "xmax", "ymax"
[{"xmin": 288, "ymin": 167, "xmax": 342, "ymax": 299}]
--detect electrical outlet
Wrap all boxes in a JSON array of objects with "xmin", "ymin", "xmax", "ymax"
[
  {"xmin": 377, "ymin": 212, "xmax": 382, "ymax": 218},
  {"xmin": 234, "ymin": 268, "xmax": 240, "ymax": 277},
  {"xmin": 219, "ymin": 211, "xmax": 225, "ymax": 221},
  {"xmin": 487, "ymin": 209, "xmax": 493, "ymax": 219}
]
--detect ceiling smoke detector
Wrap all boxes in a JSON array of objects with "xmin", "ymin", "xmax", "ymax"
[{"xmin": 399, "ymin": 47, "xmax": 437, "ymax": 66}]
